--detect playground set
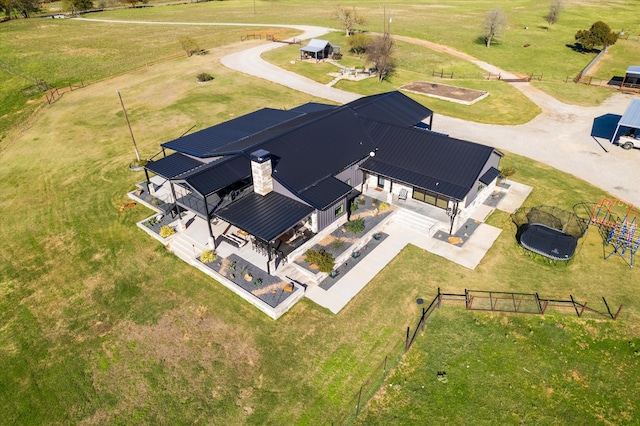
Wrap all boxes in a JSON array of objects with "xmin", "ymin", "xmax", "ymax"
[
  {"xmin": 590, "ymin": 199, "xmax": 640, "ymax": 268},
  {"xmin": 511, "ymin": 200, "xmax": 639, "ymax": 268}
]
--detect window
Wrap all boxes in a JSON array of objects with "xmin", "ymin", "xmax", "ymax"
[
  {"xmin": 412, "ymin": 187, "xmax": 450, "ymax": 210},
  {"xmin": 377, "ymin": 175, "xmax": 385, "ymax": 188},
  {"xmin": 334, "ymin": 204, "xmax": 344, "ymax": 216}
]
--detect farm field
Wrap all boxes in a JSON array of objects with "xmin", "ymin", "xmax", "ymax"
[{"xmin": 1, "ymin": 1, "xmax": 640, "ymax": 424}]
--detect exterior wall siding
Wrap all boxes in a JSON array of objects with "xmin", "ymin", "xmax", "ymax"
[
  {"xmin": 336, "ymin": 159, "xmax": 366, "ymax": 188},
  {"xmin": 464, "ymin": 152, "xmax": 502, "ymax": 208},
  {"xmin": 316, "ymin": 198, "xmax": 347, "ymax": 232}
]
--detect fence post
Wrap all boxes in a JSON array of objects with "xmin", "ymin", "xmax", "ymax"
[
  {"xmin": 579, "ymin": 302, "xmax": 587, "ymax": 318},
  {"xmin": 420, "ymin": 307, "xmax": 426, "ymax": 332},
  {"xmin": 535, "ymin": 292, "xmax": 542, "ymax": 314},
  {"xmin": 383, "ymin": 355, "xmax": 387, "ymax": 375},
  {"xmin": 613, "ymin": 304, "xmax": 623, "ymax": 320},
  {"xmin": 465, "ymin": 289, "xmax": 470, "ymax": 310},
  {"xmin": 355, "ymin": 385, "xmax": 363, "ymax": 418},
  {"xmin": 437, "ymin": 287, "xmax": 441, "ymax": 308},
  {"xmin": 405, "ymin": 326, "xmax": 410, "ymax": 352},
  {"xmin": 569, "ymin": 294, "xmax": 580, "ymax": 317}
]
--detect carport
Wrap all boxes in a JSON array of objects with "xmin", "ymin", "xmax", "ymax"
[
  {"xmin": 611, "ymin": 98, "xmax": 640, "ymax": 143},
  {"xmin": 622, "ymin": 66, "xmax": 640, "ymax": 89}
]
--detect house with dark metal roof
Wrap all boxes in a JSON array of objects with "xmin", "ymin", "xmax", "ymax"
[{"xmin": 142, "ymin": 91, "xmax": 502, "ymax": 274}]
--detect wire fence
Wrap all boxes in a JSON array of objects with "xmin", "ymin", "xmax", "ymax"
[{"xmin": 334, "ymin": 288, "xmax": 622, "ymax": 424}]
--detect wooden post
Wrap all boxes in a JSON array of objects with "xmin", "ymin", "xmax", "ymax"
[
  {"xmin": 405, "ymin": 326, "xmax": 410, "ymax": 352},
  {"xmin": 578, "ymin": 302, "xmax": 587, "ymax": 318},
  {"xmin": 437, "ymin": 287, "xmax": 441, "ymax": 308},
  {"xmin": 420, "ymin": 307, "xmax": 426, "ymax": 331},
  {"xmin": 355, "ymin": 385, "xmax": 363, "ymax": 417},
  {"xmin": 570, "ymin": 294, "xmax": 580, "ymax": 317},
  {"xmin": 116, "ymin": 90, "xmax": 141, "ymax": 163},
  {"xmin": 613, "ymin": 304, "xmax": 623, "ymax": 320}
]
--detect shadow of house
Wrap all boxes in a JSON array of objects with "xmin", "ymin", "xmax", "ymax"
[{"xmin": 300, "ymin": 39, "xmax": 339, "ymax": 61}]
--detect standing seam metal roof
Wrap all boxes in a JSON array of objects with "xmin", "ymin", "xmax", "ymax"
[
  {"xmin": 361, "ymin": 119, "xmax": 495, "ymax": 200},
  {"xmin": 176, "ymin": 155, "xmax": 251, "ymax": 196},
  {"xmin": 618, "ymin": 98, "xmax": 640, "ymax": 129},
  {"xmin": 161, "ymin": 108, "xmax": 305, "ymax": 157},
  {"xmin": 215, "ymin": 192, "xmax": 313, "ymax": 242},
  {"xmin": 145, "ymin": 153, "xmax": 204, "ymax": 179}
]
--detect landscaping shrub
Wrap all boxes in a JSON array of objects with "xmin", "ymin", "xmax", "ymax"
[
  {"xmin": 200, "ymin": 249, "xmax": 216, "ymax": 264},
  {"xmin": 350, "ymin": 203, "xmax": 358, "ymax": 213},
  {"xmin": 500, "ymin": 166, "xmax": 516, "ymax": 178},
  {"xmin": 331, "ymin": 238, "xmax": 345, "ymax": 250},
  {"xmin": 196, "ymin": 72, "xmax": 214, "ymax": 82},
  {"xmin": 346, "ymin": 218, "xmax": 365, "ymax": 234},
  {"xmin": 378, "ymin": 202, "xmax": 389, "ymax": 211},
  {"xmin": 304, "ymin": 249, "xmax": 335, "ymax": 273},
  {"xmin": 159, "ymin": 225, "xmax": 175, "ymax": 238}
]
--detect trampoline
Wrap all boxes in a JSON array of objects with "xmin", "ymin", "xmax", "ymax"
[
  {"xmin": 511, "ymin": 205, "xmax": 589, "ymax": 263},
  {"xmin": 520, "ymin": 223, "xmax": 578, "ymax": 261}
]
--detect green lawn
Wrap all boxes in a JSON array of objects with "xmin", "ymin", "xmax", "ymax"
[
  {"xmin": 358, "ymin": 308, "xmax": 640, "ymax": 425},
  {"xmin": 1, "ymin": 2, "xmax": 640, "ymax": 424},
  {"xmin": 263, "ymin": 34, "xmax": 541, "ymax": 124}
]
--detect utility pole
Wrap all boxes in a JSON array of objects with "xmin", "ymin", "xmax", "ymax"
[{"xmin": 116, "ymin": 90, "xmax": 140, "ymax": 163}]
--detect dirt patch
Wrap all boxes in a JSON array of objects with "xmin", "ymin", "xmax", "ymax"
[{"xmin": 401, "ymin": 81, "xmax": 488, "ymax": 105}]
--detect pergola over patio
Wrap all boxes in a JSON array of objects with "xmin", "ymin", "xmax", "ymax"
[{"xmin": 215, "ymin": 192, "xmax": 314, "ymax": 273}]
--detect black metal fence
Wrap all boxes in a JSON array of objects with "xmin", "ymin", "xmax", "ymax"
[{"xmin": 333, "ymin": 288, "xmax": 622, "ymax": 424}]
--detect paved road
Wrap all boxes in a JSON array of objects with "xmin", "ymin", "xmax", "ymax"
[{"xmin": 79, "ymin": 18, "xmax": 640, "ymax": 206}]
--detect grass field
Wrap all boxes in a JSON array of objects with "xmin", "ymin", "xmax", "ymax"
[
  {"xmin": 358, "ymin": 308, "xmax": 640, "ymax": 425},
  {"xmin": 1, "ymin": 1, "xmax": 640, "ymax": 424},
  {"xmin": 3, "ymin": 0, "xmax": 640, "ymax": 137}
]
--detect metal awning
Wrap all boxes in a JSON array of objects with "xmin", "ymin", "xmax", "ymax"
[
  {"xmin": 145, "ymin": 153, "xmax": 204, "ymax": 179},
  {"xmin": 479, "ymin": 167, "xmax": 501, "ymax": 185},
  {"xmin": 215, "ymin": 192, "xmax": 314, "ymax": 243},
  {"xmin": 611, "ymin": 98, "xmax": 640, "ymax": 143}
]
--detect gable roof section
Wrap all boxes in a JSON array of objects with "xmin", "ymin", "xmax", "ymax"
[
  {"xmin": 205, "ymin": 109, "xmax": 333, "ymax": 156},
  {"xmin": 625, "ymin": 66, "xmax": 640, "ymax": 78},
  {"xmin": 347, "ymin": 91, "xmax": 433, "ymax": 128},
  {"xmin": 215, "ymin": 192, "xmax": 314, "ymax": 242},
  {"xmin": 145, "ymin": 153, "xmax": 204, "ymax": 179},
  {"xmin": 298, "ymin": 177, "xmax": 354, "ymax": 210},
  {"xmin": 618, "ymin": 98, "xmax": 640, "ymax": 129},
  {"xmin": 300, "ymin": 39, "xmax": 331, "ymax": 53},
  {"xmin": 290, "ymin": 102, "xmax": 337, "ymax": 114},
  {"xmin": 177, "ymin": 155, "xmax": 251, "ymax": 196},
  {"xmin": 360, "ymin": 120, "xmax": 495, "ymax": 200},
  {"xmin": 262, "ymin": 107, "xmax": 376, "ymax": 193},
  {"xmin": 161, "ymin": 108, "xmax": 305, "ymax": 157}
]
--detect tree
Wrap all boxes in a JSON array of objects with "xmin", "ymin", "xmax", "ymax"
[
  {"xmin": 482, "ymin": 8, "xmax": 507, "ymax": 48},
  {"xmin": 334, "ymin": 5, "xmax": 365, "ymax": 37},
  {"xmin": 544, "ymin": 0, "xmax": 563, "ymax": 26},
  {"xmin": 574, "ymin": 21, "xmax": 619, "ymax": 51},
  {"xmin": 62, "ymin": 0, "xmax": 93, "ymax": 13},
  {"xmin": 3, "ymin": 0, "xmax": 40, "ymax": 18},
  {"xmin": 348, "ymin": 33, "xmax": 371, "ymax": 57},
  {"xmin": 178, "ymin": 36, "xmax": 200, "ymax": 57},
  {"xmin": 366, "ymin": 32, "xmax": 395, "ymax": 82}
]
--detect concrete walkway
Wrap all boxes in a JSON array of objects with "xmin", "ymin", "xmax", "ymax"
[{"xmin": 306, "ymin": 181, "xmax": 532, "ymax": 314}]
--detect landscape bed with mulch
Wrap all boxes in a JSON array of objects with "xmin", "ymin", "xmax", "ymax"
[{"xmin": 200, "ymin": 253, "xmax": 294, "ymax": 308}]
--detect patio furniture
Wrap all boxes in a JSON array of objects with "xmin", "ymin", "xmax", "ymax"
[{"xmin": 399, "ymin": 188, "xmax": 408, "ymax": 201}]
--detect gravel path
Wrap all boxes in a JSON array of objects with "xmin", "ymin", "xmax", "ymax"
[{"xmin": 77, "ymin": 18, "xmax": 640, "ymax": 205}]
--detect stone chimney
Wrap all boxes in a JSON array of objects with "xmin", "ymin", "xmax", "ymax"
[{"xmin": 250, "ymin": 149, "xmax": 273, "ymax": 196}]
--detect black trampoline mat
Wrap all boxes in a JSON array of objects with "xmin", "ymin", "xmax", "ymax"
[{"xmin": 520, "ymin": 223, "xmax": 578, "ymax": 260}]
